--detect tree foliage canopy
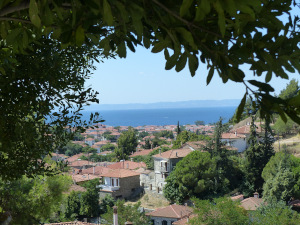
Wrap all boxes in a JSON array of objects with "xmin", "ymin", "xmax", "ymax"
[
  {"xmin": 1, "ymin": 0, "xmax": 300, "ymax": 122},
  {"xmin": 1, "ymin": 1, "xmax": 300, "ymax": 180}
]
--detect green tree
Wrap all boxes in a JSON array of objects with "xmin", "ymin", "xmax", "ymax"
[
  {"xmin": 144, "ymin": 139, "xmax": 151, "ymax": 149},
  {"xmin": 116, "ymin": 128, "xmax": 138, "ymax": 160},
  {"xmin": 102, "ymin": 200, "xmax": 150, "ymax": 225},
  {"xmin": 242, "ymin": 118, "xmax": 266, "ymax": 196},
  {"xmin": 262, "ymin": 152, "xmax": 295, "ymax": 203},
  {"xmin": 101, "ymin": 143, "xmax": 116, "ymax": 152},
  {"xmin": 99, "ymin": 195, "xmax": 115, "ymax": 214},
  {"xmin": 64, "ymin": 191, "xmax": 81, "ymax": 221},
  {"xmin": 273, "ymin": 116, "xmax": 295, "ymax": 137},
  {"xmin": 0, "ymin": 174, "xmax": 72, "ymax": 224},
  {"xmin": 0, "ymin": 38, "xmax": 103, "ymax": 180},
  {"xmin": 278, "ymin": 79, "xmax": 299, "ymax": 100},
  {"xmin": 251, "ymin": 201, "xmax": 300, "ymax": 225},
  {"xmin": 164, "ymin": 151, "xmax": 224, "ymax": 203},
  {"xmin": 190, "ymin": 197, "xmax": 249, "ymax": 225}
]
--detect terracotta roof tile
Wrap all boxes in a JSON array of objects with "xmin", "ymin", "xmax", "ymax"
[
  {"xmin": 101, "ymin": 169, "xmax": 140, "ymax": 178},
  {"xmin": 146, "ymin": 204, "xmax": 193, "ymax": 219},
  {"xmin": 72, "ymin": 174, "xmax": 100, "ymax": 183},
  {"xmin": 240, "ymin": 197, "xmax": 264, "ymax": 210},
  {"xmin": 221, "ymin": 133, "xmax": 246, "ymax": 139},
  {"xmin": 107, "ymin": 161, "xmax": 146, "ymax": 170},
  {"xmin": 152, "ymin": 148, "xmax": 192, "ymax": 159},
  {"xmin": 81, "ymin": 166, "xmax": 112, "ymax": 175}
]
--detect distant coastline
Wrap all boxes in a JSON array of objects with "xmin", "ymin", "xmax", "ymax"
[{"xmin": 84, "ymin": 99, "xmax": 240, "ymax": 111}]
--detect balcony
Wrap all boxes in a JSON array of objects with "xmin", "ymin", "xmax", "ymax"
[
  {"xmin": 160, "ymin": 166, "xmax": 170, "ymax": 172},
  {"xmin": 99, "ymin": 184, "xmax": 120, "ymax": 191}
]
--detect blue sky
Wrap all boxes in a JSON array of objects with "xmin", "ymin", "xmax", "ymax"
[{"xmin": 86, "ymin": 46, "xmax": 298, "ymax": 105}]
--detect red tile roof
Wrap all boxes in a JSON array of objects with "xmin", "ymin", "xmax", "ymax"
[
  {"xmin": 66, "ymin": 153, "xmax": 84, "ymax": 163},
  {"xmin": 146, "ymin": 204, "xmax": 193, "ymax": 219},
  {"xmin": 221, "ymin": 133, "xmax": 246, "ymax": 139},
  {"xmin": 101, "ymin": 169, "xmax": 140, "ymax": 178},
  {"xmin": 130, "ymin": 149, "xmax": 155, "ymax": 157},
  {"xmin": 69, "ymin": 160, "xmax": 94, "ymax": 167},
  {"xmin": 107, "ymin": 161, "xmax": 146, "ymax": 170},
  {"xmin": 240, "ymin": 197, "xmax": 264, "ymax": 210},
  {"xmin": 81, "ymin": 166, "xmax": 112, "ymax": 175},
  {"xmin": 72, "ymin": 174, "xmax": 100, "ymax": 183},
  {"xmin": 152, "ymin": 148, "xmax": 192, "ymax": 159}
]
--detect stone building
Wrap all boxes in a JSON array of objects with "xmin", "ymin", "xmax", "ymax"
[
  {"xmin": 152, "ymin": 148, "xmax": 193, "ymax": 191},
  {"xmin": 99, "ymin": 169, "xmax": 141, "ymax": 200}
]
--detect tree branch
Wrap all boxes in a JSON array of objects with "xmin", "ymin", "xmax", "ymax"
[{"xmin": 0, "ymin": 1, "xmax": 30, "ymax": 17}]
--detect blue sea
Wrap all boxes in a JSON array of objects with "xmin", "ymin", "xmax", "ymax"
[{"xmin": 81, "ymin": 107, "xmax": 236, "ymax": 127}]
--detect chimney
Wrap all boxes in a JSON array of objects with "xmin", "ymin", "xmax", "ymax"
[
  {"xmin": 176, "ymin": 152, "xmax": 178, "ymax": 157},
  {"xmin": 93, "ymin": 166, "xmax": 95, "ymax": 175},
  {"xmin": 235, "ymin": 131, "xmax": 237, "ymax": 136},
  {"xmin": 254, "ymin": 192, "xmax": 259, "ymax": 198},
  {"xmin": 131, "ymin": 158, "xmax": 133, "ymax": 162},
  {"xmin": 126, "ymin": 163, "xmax": 129, "ymax": 169},
  {"xmin": 113, "ymin": 206, "xmax": 118, "ymax": 225},
  {"xmin": 159, "ymin": 149, "xmax": 161, "ymax": 155}
]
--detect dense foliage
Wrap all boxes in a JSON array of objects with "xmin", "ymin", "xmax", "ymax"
[
  {"xmin": 0, "ymin": 174, "xmax": 72, "ymax": 224},
  {"xmin": 190, "ymin": 197, "xmax": 249, "ymax": 225},
  {"xmin": 116, "ymin": 128, "xmax": 138, "ymax": 160}
]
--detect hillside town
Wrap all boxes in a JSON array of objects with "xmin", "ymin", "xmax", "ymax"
[{"xmin": 39, "ymin": 114, "xmax": 300, "ymax": 224}]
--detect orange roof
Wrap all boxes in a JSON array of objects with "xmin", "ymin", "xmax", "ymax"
[
  {"xmin": 130, "ymin": 149, "xmax": 155, "ymax": 157},
  {"xmin": 240, "ymin": 197, "xmax": 264, "ymax": 210},
  {"xmin": 152, "ymin": 148, "xmax": 192, "ymax": 159},
  {"xmin": 146, "ymin": 204, "xmax": 193, "ymax": 219},
  {"xmin": 66, "ymin": 153, "xmax": 84, "ymax": 163},
  {"xmin": 222, "ymin": 133, "xmax": 246, "ymax": 139},
  {"xmin": 81, "ymin": 166, "xmax": 112, "ymax": 175},
  {"xmin": 68, "ymin": 160, "xmax": 95, "ymax": 167},
  {"xmin": 101, "ymin": 169, "xmax": 140, "ymax": 178},
  {"xmin": 72, "ymin": 174, "xmax": 100, "ymax": 183},
  {"xmin": 231, "ymin": 194, "xmax": 244, "ymax": 201},
  {"xmin": 107, "ymin": 161, "xmax": 146, "ymax": 170}
]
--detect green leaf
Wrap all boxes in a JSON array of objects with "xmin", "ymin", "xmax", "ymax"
[
  {"xmin": 188, "ymin": 54, "xmax": 199, "ymax": 76},
  {"xmin": 75, "ymin": 25, "xmax": 85, "ymax": 46},
  {"xmin": 175, "ymin": 53, "xmax": 187, "ymax": 72},
  {"xmin": 176, "ymin": 28, "xmax": 197, "ymax": 50},
  {"xmin": 152, "ymin": 41, "xmax": 168, "ymax": 53},
  {"xmin": 117, "ymin": 41, "xmax": 126, "ymax": 58},
  {"xmin": 165, "ymin": 53, "xmax": 179, "ymax": 70},
  {"xmin": 265, "ymin": 71, "xmax": 272, "ymax": 83},
  {"xmin": 248, "ymin": 80, "xmax": 275, "ymax": 92},
  {"xmin": 103, "ymin": 0, "xmax": 114, "ymax": 26},
  {"xmin": 206, "ymin": 66, "xmax": 214, "ymax": 85},
  {"xmin": 29, "ymin": 0, "xmax": 41, "ymax": 28},
  {"xmin": 236, "ymin": 93, "xmax": 247, "ymax": 122},
  {"xmin": 214, "ymin": 1, "xmax": 225, "ymax": 37},
  {"xmin": 288, "ymin": 93, "xmax": 300, "ymax": 107},
  {"xmin": 180, "ymin": 0, "xmax": 194, "ymax": 17}
]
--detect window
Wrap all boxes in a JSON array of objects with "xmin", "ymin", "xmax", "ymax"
[
  {"xmin": 116, "ymin": 178, "xmax": 119, "ymax": 186},
  {"xmin": 112, "ymin": 178, "xmax": 114, "ymax": 186},
  {"xmin": 162, "ymin": 220, "xmax": 168, "ymax": 225}
]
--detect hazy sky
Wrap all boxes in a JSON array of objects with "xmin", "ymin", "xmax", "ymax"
[{"xmin": 86, "ymin": 46, "xmax": 298, "ymax": 105}]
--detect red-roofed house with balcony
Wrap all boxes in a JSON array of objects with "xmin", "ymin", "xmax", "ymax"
[
  {"xmin": 146, "ymin": 204, "xmax": 193, "ymax": 225},
  {"xmin": 99, "ymin": 169, "xmax": 141, "ymax": 200}
]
